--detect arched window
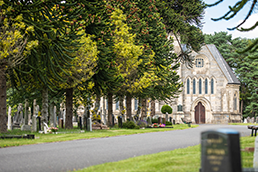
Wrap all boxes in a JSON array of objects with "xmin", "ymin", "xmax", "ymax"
[
  {"xmin": 205, "ymin": 79, "xmax": 208, "ymax": 94},
  {"xmin": 116, "ymin": 101, "xmax": 119, "ymax": 110},
  {"xmin": 233, "ymin": 93, "xmax": 237, "ymax": 111},
  {"xmin": 199, "ymin": 79, "xmax": 202, "ymax": 94},
  {"xmin": 211, "ymin": 79, "xmax": 214, "ymax": 94},
  {"xmin": 193, "ymin": 79, "xmax": 196, "ymax": 94},
  {"xmin": 135, "ymin": 98, "xmax": 138, "ymax": 110},
  {"xmin": 187, "ymin": 78, "xmax": 190, "ymax": 94}
]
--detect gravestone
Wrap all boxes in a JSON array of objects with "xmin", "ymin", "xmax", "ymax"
[
  {"xmin": 169, "ymin": 117, "xmax": 172, "ymax": 123},
  {"xmin": 166, "ymin": 112, "xmax": 168, "ymax": 122},
  {"xmin": 118, "ymin": 116, "xmax": 123, "ymax": 128},
  {"xmin": 21, "ymin": 100, "xmax": 31, "ymax": 131},
  {"xmin": 13, "ymin": 103, "xmax": 24, "ymax": 129},
  {"xmin": 87, "ymin": 118, "xmax": 92, "ymax": 131},
  {"xmin": 147, "ymin": 117, "xmax": 152, "ymax": 125},
  {"xmin": 201, "ymin": 129, "xmax": 241, "ymax": 172},
  {"xmin": 31, "ymin": 99, "xmax": 37, "ymax": 132},
  {"xmin": 244, "ymin": 118, "xmax": 247, "ymax": 123},
  {"xmin": 252, "ymin": 117, "xmax": 255, "ymax": 123},
  {"xmin": 256, "ymin": 117, "xmax": 258, "ymax": 124},
  {"xmin": 53, "ymin": 106, "xmax": 57, "ymax": 127},
  {"xmin": 7, "ymin": 106, "xmax": 12, "ymax": 130},
  {"xmin": 247, "ymin": 117, "xmax": 251, "ymax": 123}
]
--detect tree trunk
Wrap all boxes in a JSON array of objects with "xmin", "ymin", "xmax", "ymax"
[
  {"xmin": 65, "ymin": 88, "xmax": 73, "ymax": 129},
  {"xmin": 141, "ymin": 99, "xmax": 147, "ymax": 120},
  {"xmin": 151, "ymin": 100, "xmax": 155, "ymax": 117},
  {"xmin": 93, "ymin": 95, "xmax": 100, "ymax": 122},
  {"xmin": 49, "ymin": 102, "xmax": 54, "ymax": 127},
  {"xmin": 107, "ymin": 93, "xmax": 113, "ymax": 127},
  {"xmin": 135, "ymin": 97, "xmax": 142, "ymax": 121},
  {"xmin": 126, "ymin": 95, "xmax": 132, "ymax": 121},
  {"xmin": 41, "ymin": 86, "xmax": 48, "ymax": 130},
  {"xmin": 0, "ymin": 60, "xmax": 7, "ymax": 133}
]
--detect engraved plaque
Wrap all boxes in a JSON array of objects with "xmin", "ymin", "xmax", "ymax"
[{"xmin": 201, "ymin": 129, "xmax": 242, "ymax": 172}]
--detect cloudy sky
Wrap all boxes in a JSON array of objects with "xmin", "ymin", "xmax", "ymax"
[{"xmin": 202, "ymin": 0, "xmax": 258, "ymax": 39}]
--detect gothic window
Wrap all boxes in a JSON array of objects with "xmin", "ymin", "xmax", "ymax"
[
  {"xmin": 196, "ymin": 58, "xmax": 204, "ymax": 68},
  {"xmin": 211, "ymin": 78, "xmax": 214, "ymax": 94},
  {"xmin": 106, "ymin": 99, "xmax": 108, "ymax": 110},
  {"xmin": 187, "ymin": 78, "xmax": 190, "ymax": 94},
  {"xmin": 193, "ymin": 79, "xmax": 196, "ymax": 94},
  {"xmin": 116, "ymin": 101, "xmax": 119, "ymax": 110},
  {"xmin": 178, "ymin": 105, "xmax": 183, "ymax": 111},
  {"xmin": 234, "ymin": 98, "xmax": 237, "ymax": 110},
  {"xmin": 205, "ymin": 79, "xmax": 208, "ymax": 94},
  {"xmin": 199, "ymin": 79, "xmax": 202, "ymax": 94},
  {"xmin": 135, "ymin": 98, "xmax": 138, "ymax": 110}
]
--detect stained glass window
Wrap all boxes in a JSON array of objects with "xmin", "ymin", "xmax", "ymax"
[
  {"xmin": 205, "ymin": 79, "xmax": 208, "ymax": 94},
  {"xmin": 187, "ymin": 78, "xmax": 190, "ymax": 94},
  {"xmin": 193, "ymin": 79, "xmax": 196, "ymax": 94}
]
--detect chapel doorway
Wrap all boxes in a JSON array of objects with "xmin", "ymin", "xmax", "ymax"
[{"xmin": 195, "ymin": 102, "xmax": 205, "ymax": 124}]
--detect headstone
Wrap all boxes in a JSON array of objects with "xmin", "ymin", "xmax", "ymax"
[
  {"xmin": 43, "ymin": 122, "xmax": 49, "ymax": 134},
  {"xmin": 118, "ymin": 116, "xmax": 122, "ymax": 128},
  {"xmin": 7, "ymin": 106, "xmax": 12, "ymax": 130},
  {"xmin": 112, "ymin": 114, "xmax": 115, "ymax": 127},
  {"xmin": 28, "ymin": 107, "xmax": 31, "ymax": 125},
  {"xmin": 158, "ymin": 117, "xmax": 162, "ymax": 124},
  {"xmin": 21, "ymin": 100, "xmax": 31, "ymax": 131},
  {"xmin": 244, "ymin": 118, "xmax": 247, "ymax": 123},
  {"xmin": 247, "ymin": 117, "xmax": 251, "ymax": 123},
  {"xmin": 49, "ymin": 103, "xmax": 55, "ymax": 127},
  {"xmin": 253, "ymin": 136, "xmax": 258, "ymax": 168},
  {"xmin": 63, "ymin": 109, "xmax": 66, "ymax": 125},
  {"xmin": 87, "ymin": 118, "xmax": 92, "ymax": 131},
  {"xmin": 147, "ymin": 117, "xmax": 152, "ymax": 125},
  {"xmin": 252, "ymin": 117, "xmax": 255, "ymax": 123},
  {"xmin": 13, "ymin": 103, "xmax": 24, "ymax": 128},
  {"xmin": 256, "ymin": 117, "xmax": 258, "ymax": 124},
  {"xmin": 32, "ymin": 99, "xmax": 37, "ymax": 132},
  {"xmin": 53, "ymin": 106, "xmax": 57, "ymax": 127},
  {"xmin": 201, "ymin": 129, "xmax": 241, "ymax": 172}
]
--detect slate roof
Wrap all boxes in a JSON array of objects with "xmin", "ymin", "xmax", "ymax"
[{"xmin": 205, "ymin": 44, "xmax": 240, "ymax": 85}]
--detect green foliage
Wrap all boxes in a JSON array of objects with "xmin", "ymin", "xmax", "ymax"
[
  {"xmin": 206, "ymin": 0, "xmax": 258, "ymax": 59},
  {"xmin": 161, "ymin": 105, "xmax": 172, "ymax": 114},
  {"xmin": 204, "ymin": 32, "xmax": 258, "ymax": 117},
  {"xmin": 166, "ymin": 121, "xmax": 172, "ymax": 125},
  {"xmin": 122, "ymin": 121, "xmax": 137, "ymax": 129}
]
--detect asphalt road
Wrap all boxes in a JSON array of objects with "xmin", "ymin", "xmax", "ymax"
[{"xmin": 0, "ymin": 124, "xmax": 250, "ymax": 172}]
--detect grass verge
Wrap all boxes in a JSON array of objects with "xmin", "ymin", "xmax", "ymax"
[
  {"xmin": 76, "ymin": 136, "xmax": 255, "ymax": 172},
  {"xmin": 0, "ymin": 124, "xmax": 197, "ymax": 148},
  {"xmin": 229, "ymin": 123, "xmax": 256, "ymax": 126}
]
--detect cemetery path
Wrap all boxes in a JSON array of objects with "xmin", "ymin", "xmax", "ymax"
[{"xmin": 0, "ymin": 124, "xmax": 250, "ymax": 172}]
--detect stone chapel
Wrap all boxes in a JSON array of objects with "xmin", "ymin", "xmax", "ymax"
[
  {"xmin": 168, "ymin": 43, "xmax": 242, "ymax": 124},
  {"xmin": 93, "ymin": 40, "xmax": 242, "ymax": 124}
]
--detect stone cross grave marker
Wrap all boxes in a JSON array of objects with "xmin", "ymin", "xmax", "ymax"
[{"xmin": 201, "ymin": 129, "xmax": 241, "ymax": 172}]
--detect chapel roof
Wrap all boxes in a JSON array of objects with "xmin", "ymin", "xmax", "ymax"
[{"xmin": 205, "ymin": 44, "xmax": 240, "ymax": 85}]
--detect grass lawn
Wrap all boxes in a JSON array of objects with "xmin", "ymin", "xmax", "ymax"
[
  {"xmin": 229, "ymin": 123, "xmax": 256, "ymax": 126},
  {"xmin": 77, "ymin": 136, "xmax": 255, "ymax": 172},
  {"xmin": 0, "ymin": 124, "xmax": 198, "ymax": 148}
]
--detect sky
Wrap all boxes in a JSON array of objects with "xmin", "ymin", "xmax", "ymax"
[{"xmin": 202, "ymin": 0, "xmax": 258, "ymax": 39}]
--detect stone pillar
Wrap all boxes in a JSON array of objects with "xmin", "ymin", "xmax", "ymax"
[
  {"xmin": 49, "ymin": 102, "xmax": 54, "ymax": 127},
  {"xmin": 53, "ymin": 106, "xmax": 57, "ymax": 127},
  {"xmin": 7, "ymin": 106, "xmax": 12, "ymax": 130},
  {"xmin": 21, "ymin": 99, "xmax": 31, "ymax": 131},
  {"xmin": 87, "ymin": 118, "xmax": 92, "ymax": 131},
  {"xmin": 28, "ymin": 107, "xmax": 31, "ymax": 125},
  {"xmin": 32, "ymin": 99, "xmax": 37, "ymax": 132}
]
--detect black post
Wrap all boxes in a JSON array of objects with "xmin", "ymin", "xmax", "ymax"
[
  {"xmin": 37, "ymin": 116, "xmax": 41, "ymax": 131},
  {"xmin": 112, "ymin": 114, "xmax": 114, "ymax": 127},
  {"xmin": 79, "ymin": 116, "xmax": 82, "ymax": 130},
  {"xmin": 118, "ymin": 116, "xmax": 122, "ymax": 128}
]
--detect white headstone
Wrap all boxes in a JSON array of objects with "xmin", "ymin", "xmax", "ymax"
[
  {"xmin": 7, "ymin": 106, "xmax": 12, "ymax": 130},
  {"xmin": 244, "ymin": 118, "xmax": 247, "ymax": 123},
  {"xmin": 43, "ymin": 122, "xmax": 49, "ymax": 134},
  {"xmin": 253, "ymin": 136, "xmax": 258, "ymax": 168}
]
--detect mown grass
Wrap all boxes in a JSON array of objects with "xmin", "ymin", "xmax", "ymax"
[
  {"xmin": 229, "ymin": 123, "xmax": 256, "ymax": 126},
  {"xmin": 0, "ymin": 124, "xmax": 198, "ymax": 148},
  {"xmin": 77, "ymin": 136, "xmax": 255, "ymax": 172}
]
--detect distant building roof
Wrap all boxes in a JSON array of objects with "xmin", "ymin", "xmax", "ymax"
[{"xmin": 205, "ymin": 44, "xmax": 240, "ymax": 85}]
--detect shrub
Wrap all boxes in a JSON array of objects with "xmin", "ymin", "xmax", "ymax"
[
  {"xmin": 152, "ymin": 118, "xmax": 158, "ymax": 123},
  {"xmin": 137, "ymin": 120, "xmax": 147, "ymax": 128},
  {"xmin": 134, "ymin": 125, "xmax": 140, "ymax": 129},
  {"xmin": 122, "ymin": 121, "xmax": 137, "ymax": 129},
  {"xmin": 161, "ymin": 105, "xmax": 172, "ymax": 114},
  {"xmin": 166, "ymin": 121, "xmax": 172, "ymax": 125}
]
